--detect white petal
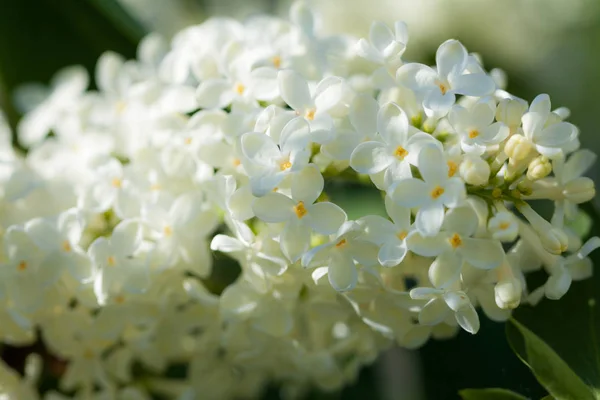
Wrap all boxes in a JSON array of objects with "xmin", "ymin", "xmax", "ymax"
[
  {"xmin": 359, "ymin": 215, "xmax": 397, "ymax": 244},
  {"xmin": 24, "ymin": 218, "xmax": 61, "ymax": 251},
  {"xmin": 460, "ymin": 238, "xmax": 504, "ymax": 270},
  {"xmin": 441, "ymin": 178, "xmax": 466, "ymax": 208},
  {"xmin": 416, "ymin": 204, "xmax": 445, "ymax": 237},
  {"xmin": 281, "ymin": 219, "xmax": 311, "ymax": 262},
  {"xmin": 479, "ymin": 122, "xmax": 509, "ymax": 144},
  {"xmin": 545, "ymin": 270, "xmax": 571, "ymax": 300},
  {"xmin": 419, "ymin": 146, "xmax": 448, "ymax": 186},
  {"xmin": 384, "ymin": 195, "xmax": 411, "ymax": 229},
  {"xmin": 406, "ymin": 233, "xmax": 447, "ymax": 257},
  {"xmin": 536, "ymin": 122, "xmax": 576, "ymax": 147},
  {"xmin": 429, "ymin": 251, "xmax": 463, "ymax": 288},
  {"xmin": 349, "ymin": 141, "xmax": 392, "ymax": 174},
  {"xmin": 521, "ymin": 111, "xmax": 545, "ymax": 138},
  {"xmin": 306, "ymin": 202, "xmax": 347, "ymax": 235},
  {"xmin": 195, "ymin": 79, "xmax": 235, "ymax": 109},
  {"xmin": 210, "ymin": 235, "xmax": 245, "ymax": 253},
  {"xmin": 350, "ymin": 94, "xmax": 378, "ymax": 134},
  {"xmin": 530, "ymin": 94, "xmax": 551, "ymax": 115},
  {"xmin": 280, "ymin": 117, "xmax": 311, "ymax": 154},
  {"xmin": 95, "ymin": 51, "xmax": 124, "ymax": 93},
  {"xmin": 249, "ymin": 67, "xmax": 279, "ymax": 101},
  {"xmin": 170, "ymin": 194, "xmax": 199, "ymax": 228},
  {"xmin": 292, "ymin": 164, "xmax": 324, "ymax": 204},
  {"xmin": 240, "ymin": 132, "xmax": 280, "ymax": 164},
  {"xmin": 369, "ymin": 21, "xmax": 395, "ymax": 54},
  {"xmin": 436, "ymin": 39, "xmax": 467, "ymax": 78},
  {"xmin": 419, "ymin": 298, "xmax": 449, "ymax": 326},
  {"xmin": 394, "ymin": 21, "xmax": 409, "ymax": 44},
  {"xmin": 410, "ymin": 287, "xmax": 444, "ymax": 300},
  {"xmin": 252, "ymin": 193, "xmax": 295, "ymax": 223},
  {"xmin": 314, "ymin": 76, "xmax": 343, "ymax": 112},
  {"xmin": 250, "ymin": 173, "xmax": 286, "ymax": 197},
  {"xmin": 396, "ymin": 63, "xmax": 437, "ymax": 91},
  {"xmin": 301, "ymin": 242, "xmax": 333, "ymax": 268},
  {"xmin": 328, "ymin": 252, "xmax": 357, "ymax": 292},
  {"xmin": 349, "ymin": 240, "xmax": 380, "ymax": 266},
  {"xmin": 278, "ymin": 69, "xmax": 311, "ymax": 111},
  {"xmin": 562, "ymin": 149, "xmax": 597, "ymax": 183},
  {"xmin": 320, "ymin": 130, "xmax": 364, "ymax": 160},
  {"xmin": 442, "ymin": 206, "xmax": 478, "ymax": 236},
  {"xmin": 111, "ymin": 220, "xmax": 142, "ymax": 255},
  {"xmin": 454, "ymin": 304, "xmax": 480, "ymax": 334},
  {"xmin": 357, "ymin": 39, "xmax": 383, "ymax": 63},
  {"xmin": 390, "ymin": 178, "xmax": 429, "ymax": 208},
  {"xmin": 450, "ymin": 73, "xmax": 495, "ymax": 97},
  {"xmin": 377, "ymin": 102, "xmax": 409, "ymax": 146},
  {"xmin": 423, "ymin": 89, "xmax": 455, "ymax": 114},
  {"xmin": 378, "ymin": 240, "xmax": 408, "ymax": 267},
  {"xmin": 58, "ymin": 209, "xmax": 84, "ymax": 245}
]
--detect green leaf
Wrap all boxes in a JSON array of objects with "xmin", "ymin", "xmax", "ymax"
[
  {"xmin": 507, "ymin": 202, "xmax": 600, "ymax": 399},
  {"xmin": 506, "ymin": 318, "xmax": 595, "ymax": 400},
  {"xmin": 459, "ymin": 388, "xmax": 529, "ymax": 400}
]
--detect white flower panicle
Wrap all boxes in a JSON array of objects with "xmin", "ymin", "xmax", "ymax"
[{"xmin": 0, "ymin": 2, "xmax": 598, "ymax": 398}]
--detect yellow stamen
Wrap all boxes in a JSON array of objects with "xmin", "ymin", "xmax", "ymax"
[
  {"xmin": 394, "ymin": 146, "xmax": 409, "ymax": 159},
  {"xmin": 232, "ymin": 158, "xmax": 241, "ymax": 167},
  {"xmin": 498, "ymin": 222, "xmax": 510, "ymax": 230},
  {"xmin": 150, "ymin": 184, "xmax": 161, "ymax": 191},
  {"xmin": 111, "ymin": 178, "xmax": 122, "ymax": 188},
  {"xmin": 304, "ymin": 108, "xmax": 316, "ymax": 121},
  {"xmin": 294, "ymin": 201, "xmax": 308, "ymax": 219},
  {"xmin": 449, "ymin": 233, "xmax": 462, "ymax": 248},
  {"xmin": 62, "ymin": 240, "xmax": 72, "ymax": 252},
  {"xmin": 437, "ymin": 83, "xmax": 448, "ymax": 95},
  {"xmin": 430, "ymin": 186, "xmax": 445, "ymax": 199},
  {"xmin": 335, "ymin": 239, "xmax": 347, "ymax": 248},
  {"xmin": 235, "ymin": 83, "xmax": 246, "ymax": 95},
  {"xmin": 107, "ymin": 256, "xmax": 116, "ymax": 267},
  {"xmin": 397, "ymin": 231, "xmax": 408, "ymax": 240},
  {"xmin": 447, "ymin": 160, "xmax": 458, "ymax": 177},
  {"xmin": 468, "ymin": 129, "xmax": 479, "ymax": 139},
  {"xmin": 115, "ymin": 101, "xmax": 127, "ymax": 114},
  {"xmin": 184, "ymin": 137, "xmax": 193, "ymax": 145},
  {"xmin": 280, "ymin": 160, "xmax": 292, "ymax": 171},
  {"xmin": 115, "ymin": 294, "xmax": 125, "ymax": 304},
  {"xmin": 17, "ymin": 261, "xmax": 27, "ymax": 271},
  {"xmin": 163, "ymin": 225, "xmax": 173, "ymax": 237},
  {"xmin": 272, "ymin": 55, "xmax": 282, "ymax": 68}
]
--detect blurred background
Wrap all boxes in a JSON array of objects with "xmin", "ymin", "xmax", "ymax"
[{"xmin": 1, "ymin": 0, "xmax": 600, "ymax": 399}]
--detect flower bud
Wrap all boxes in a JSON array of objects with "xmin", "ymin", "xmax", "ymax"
[
  {"xmin": 526, "ymin": 156, "xmax": 552, "ymax": 180},
  {"xmin": 459, "ymin": 155, "xmax": 490, "ymax": 186},
  {"xmin": 564, "ymin": 177, "xmax": 595, "ymax": 204},
  {"xmin": 494, "ymin": 277, "xmax": 522, "ymax": 309},
  {"xmin": 504, "ymin": 134, "xmax": 532, "ymax": 161},
  {"xmin": 488, "ymin": 211, "xmax": 519, "ymax": 242},
  {"xmin": 540, "ymin": 227, "xmax": 569, "ymax": 255},
  {"xmin": 496, "ymin": 98, "xmax": 527, "ymax": 131}
]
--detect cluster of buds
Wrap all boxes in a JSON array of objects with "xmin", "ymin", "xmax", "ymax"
[{"xmin": 0, "ymin": 2, "xmax": 597, "ymax": 399}]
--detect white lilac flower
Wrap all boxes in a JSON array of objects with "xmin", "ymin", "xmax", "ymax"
[
  {"xmin": 252, "ymin": 165, "xmax": 346, "ymax": 262},
  {"xmin": 396, "ymin": 39, "xmax": 495, "ymax": 116},
  {"xmin": 350, "ymin": 102, "xmax": 437, "ymax": 188},
  {"xmin": 391, "ymin": 144, "xmax": 466, "ymax": 236}
]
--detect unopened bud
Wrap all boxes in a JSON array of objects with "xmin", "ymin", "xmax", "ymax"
[
  {"xmin": 564, "ymin": 177, "xmax": 595, "ymax": 204},
  {"xmin": 504, "ymin": 134, "xmax": 532, "ymax": 161},
  {"xmin": 544, "ymin": 269, "xmax": 571, "ymax": 300},
  {"xmin": 540, "ymin": 227, "xmax": 569, "ymax": 255},
  {"xmin": 459, "ymin": 155, "xmax": 490, "ymax": 186},
  {"xmin": 527, "ymin": 156, "xmax": 552, "ymax": 180},
  {"xmin": 495, "ymin": 277, "xmax": 522, "ymax": 309}
]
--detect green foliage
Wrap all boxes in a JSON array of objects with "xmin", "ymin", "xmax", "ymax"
[{"xmin": 459, "ymin": 388, "xmax": 529, "ymax": 400}]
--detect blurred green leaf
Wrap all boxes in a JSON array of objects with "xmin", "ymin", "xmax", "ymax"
[
  {"xmin": 506, "ymin": 318, "xmax": 595, "ymax": 400},
  {"xmin": 459, "ymin": 388, "xmax": 528, "ymax": 400},
  {"xmin": 507, "ymin": 202, "xmax": 600, "ymax": 398},
  {"xmin": 0, "ymin": 0, "xmax": 145, "ymax": 138}
]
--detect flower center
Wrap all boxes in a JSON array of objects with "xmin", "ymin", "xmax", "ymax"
[
  {"xmin": 437, "ymin": 83, "xmax": 448, "ymax": 95},
  {"xmin": 449, "ymin": 233, "xmax": 462, "ymax": 248},
  {"xmin": 163, "ymin": 225, "xmax": 173, "ymax": 237},
  {"xmin": 235, "ymin": 82, "xmax": 246, "ymax": 95},
  {"xmin": 232, "ymin": 158, "xmax": 241, "ymax": 167},
  {"xmin": 150, "ymin": 184, "xmax": 161, "ymax": 191},
  {"xmin": 397, "ymin": 230, "xmax": 408, "ymax": 240},
  {"xmin": 17, "ymin": 261, "xmax": 27, "ymax": 271},
  {"xmin": 294, "ymin": 201, "xmax": 308, "ymax": 219},
  {"xmin": 111, "ymin": 178, "xmax": 122, "ymax": 188},
  {"xmin": 62, "ymin": 240, "xmax": 72, "ymax": 252},
  {"xmin": 499, "ymin": 222, "xmax": 511, "ymax": 230},
  {"xmin": 184, "ymin": 137, "xmax": 193, "ymax": 145},
  {"xmin": 430, "ymin": 186, "xmax": 445, "ymax": 199},
  {"xmin": 280, "ymin": 160, "xmax": 292, "ymax": 171},
  {"xmin": 447, "ymin": 161, "xmax": 458, "ymax": 177},
  {"xmin": 468, "ymin": 129, "xmax": 479, "ymax": 139},
  {"xmin": 114, "ymin": 294, "xmax": 125, "ymax": 304},
  {"xmin": 394, "ymin": 146, "xmax": 409, "ymax": 159},
  {"xmin": 304, "ymin": 108, "xmax": 316, "ymax": 121},
  {"xmin": 272, "ymin": 55, "xmax": 282, "ymax": 68},
  {"xmin": 107, "ymin": 256, "xmax": 116, "ymax": 267},
  {"xmin": 335, "ymin": 239, "xmax": 348, "ymax": 248}
]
